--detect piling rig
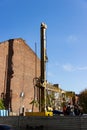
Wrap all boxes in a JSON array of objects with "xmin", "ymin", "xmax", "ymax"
[{"xmin": 25, "ymin": 23, "xmax": 53, "ymax": 116}]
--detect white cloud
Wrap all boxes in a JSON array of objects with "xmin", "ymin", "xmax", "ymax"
[
  {"xmin": 62, "ymin": 63, "xmax": 87, "ymax": 72},
  {"xmin": 62, "ymin": 64, "xmax": 75, "ymax": 72},
  {"xmin": 66, "ymin": 35, "xmax": 78, "ymax": 43},
  {"xmin": 77, "ymin": 66, "xmax": 87, "ymax": 71},
  {"xmin": 47, "ymin": 72, "xmax": 54, "ymax": 77}
]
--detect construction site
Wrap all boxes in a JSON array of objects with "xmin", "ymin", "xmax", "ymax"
[
  {"xmin": 0, "ymin": 23, "xmax": 77, "ymax": 116},
  {"xmin": 0, "ymin": 23, "xmax": 87, "ymax": 130}
]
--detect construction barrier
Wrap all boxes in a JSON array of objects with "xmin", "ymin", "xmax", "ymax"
[{"xmin": 0, "ymin": 110, "xmax": 8, "ymax": 116}]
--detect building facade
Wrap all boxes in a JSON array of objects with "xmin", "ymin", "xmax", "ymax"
[{"xmin": 0, "ymin": 38, "xmax": 40, "ymax": 115}]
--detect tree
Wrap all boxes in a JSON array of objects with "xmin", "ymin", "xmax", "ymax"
[
  {"xmin": 0, "ymin": 99, "xmax": 5, "ymax": 109},
  {"xmin": 79, "ymin": 89, "xmax": 87, "ymax": 113}
]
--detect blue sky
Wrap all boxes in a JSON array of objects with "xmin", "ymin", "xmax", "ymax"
[{"xmin": 0, "ymin": 0, "xmax": 87, "ymax": 94}]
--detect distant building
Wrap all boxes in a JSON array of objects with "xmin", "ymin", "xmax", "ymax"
[
  {"xmin": 0, "ymin": 38, "xmax": 40, "ymax": 115},
  {"xmin": 46, "ymin": 83, "xmax": 76, "ymax": 110}
]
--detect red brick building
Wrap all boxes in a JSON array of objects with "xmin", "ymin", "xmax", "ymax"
[{"xmin": 0, "ymin": 38, "xmax": 40, "ymax": 115}]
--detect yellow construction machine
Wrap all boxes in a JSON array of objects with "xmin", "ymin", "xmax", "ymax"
[{"xmin": 25, "ymin": 23, "xmax": 53, "ymax": 116}]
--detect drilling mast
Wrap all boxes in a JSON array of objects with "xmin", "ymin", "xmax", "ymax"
[{"xmin": 40, "ymin": 23, "xmax": 47, "ymax": 112}]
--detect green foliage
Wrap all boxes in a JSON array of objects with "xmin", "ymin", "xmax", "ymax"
[
  {"xmin": 79, "ymin": 89, "xmax": 87, "ymax": 113},
  {"xmin": 0, "ymin": 99, "xmax": 5, "ymax": 109}
]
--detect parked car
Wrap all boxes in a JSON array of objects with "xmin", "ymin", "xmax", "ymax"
[
  {"xmin": 0, "ymin": 124, "xmax": 15, "ymax": 130},
  {"xmin": 52, "ymin": 110, "xmax": 64, "ymax": 116},
  {"xmin": 82, "ymin": 114, "xmax": 87, "ymax": 116}
]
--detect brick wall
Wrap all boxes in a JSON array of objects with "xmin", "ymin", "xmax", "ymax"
[{"xmin": 0, "ymin": 38, "xmax": 40, "ymax": 114}]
